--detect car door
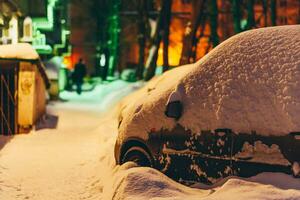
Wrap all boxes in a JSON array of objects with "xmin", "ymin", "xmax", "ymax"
[
  {"xmin": 191, "ymin": 128, "xmax": 233, "ymax": 183},
  {"xmin": 158, "ymin": 125, "xmax": 234, "ymax": 184}
]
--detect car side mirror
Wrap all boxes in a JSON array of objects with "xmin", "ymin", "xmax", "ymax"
[{"xmin": 165, "ymin": 101, "xmax": 183, "ymax": 120}]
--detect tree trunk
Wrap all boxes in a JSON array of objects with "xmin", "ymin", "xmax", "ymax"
[
  {"xmin": 209, "ymin": 0, "xmax": 219, "ymax": 47},
  {"xmin": 270, "ymin": 0, "xmax": 277, "ymax": 26},
  {"xmin": 162, "ymin": 0, "xmax": 172, "ymax": 72},
  {"xmin": 136, "ymin": 0, "xmax": 147, "ymax": 80},
  {"xmin": 232, "ymin": 0, "xmax": 242, "ymax": 33},
  {"xmin": 219, "ymin": 0, "xmax": 231, "ymax": 41},
  {"xmin": 262, "ymin": 0, "xmax": 268, "ymax": 27},
  {"xmin": 246, "ymin": 0, "xmax": 255, "ymax": 29},
  {"xmin": 144, "ymin": 1, "xmax": 164, "ymax": 81},
  {"xmin": 107, "ymin": 0, "xmax": 121, "ymax": 77},
  {"xmin": 179, "ymin": 0, "xmax": 206, "ymax": 65},
  {"xmin": 192, "ymin": 15, "xmax": 206, "ymax": 61}
]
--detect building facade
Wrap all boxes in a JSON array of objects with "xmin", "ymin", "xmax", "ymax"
[{"xmin": 0, "ymin": 0, "xmax": 71, "ymax": 58}]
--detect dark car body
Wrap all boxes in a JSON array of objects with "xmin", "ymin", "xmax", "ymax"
[{"xmin": 115, "ymin": 123, "xmax": 300, "ymax": 184}]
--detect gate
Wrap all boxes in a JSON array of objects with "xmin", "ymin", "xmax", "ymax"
[{"xmin": 0, "ymin": 61, "xmax": 18, "ymax": 135}]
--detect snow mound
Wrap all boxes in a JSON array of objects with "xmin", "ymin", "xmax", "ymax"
[
  {"xmin": 203, "ymin": 176, "xmax": 300, "ymax": 200},
  {"xmin": 103, "ymin": 163, "xmax": 300, "ymax": 200},
  {"xmin": 102, "ymin": 162, "xmax": 209, "ymax": 200},
  {"xmin": 0, "ymin": 43, "xmax": 39, "ymax": 60},
  {"xmin": 119, "ymin": 25, "xmax": 300, "ymax": 141}
]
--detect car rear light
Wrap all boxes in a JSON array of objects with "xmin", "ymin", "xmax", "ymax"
[
  {"xmin": 292, "ymin": 162, "xmax": 300, "ymax": 177},
  {"xmin": 290, "ymin": 132, "xmax": 300, "ymax": 140}
]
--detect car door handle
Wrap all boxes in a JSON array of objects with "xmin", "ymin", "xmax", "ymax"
[{"xmin": 235, "ymin": 155, "xmax": 253, "ymax": 160}]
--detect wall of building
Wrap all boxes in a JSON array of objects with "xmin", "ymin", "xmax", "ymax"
[{"xmin": 0, "ymin": 0, "xmax": 70, "ymax": 57}]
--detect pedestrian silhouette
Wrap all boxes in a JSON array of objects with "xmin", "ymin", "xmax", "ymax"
[{"xmin": 73, "ymin": 58, "xmax": 87, "ymax": 94}]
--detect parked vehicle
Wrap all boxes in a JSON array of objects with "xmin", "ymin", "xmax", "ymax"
[{"xmin": 114, "ymin": 25, "xmax": 300, "ymax": 184}]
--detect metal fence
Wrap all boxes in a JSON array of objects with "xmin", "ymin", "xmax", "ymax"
[{"xmin": 0, "ymin": 61, "xmax": 18, "ymax": 135}]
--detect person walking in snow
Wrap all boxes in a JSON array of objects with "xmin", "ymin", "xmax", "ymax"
[{"xmin": 73, "ymin": 58, "xmax": 87, "ymax": 95}]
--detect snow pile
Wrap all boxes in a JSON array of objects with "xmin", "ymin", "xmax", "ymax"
[
  {"xmin": 101, "ymin": 163, "xmax": 300, "ymax": 200},
  {"xmin": 101, "ymin": 163, "xmax": 210, "ymax": 200},
  {"xmin": 119, "ymin": 25, "xmax": 300, "ymax": 142},
  {"xmin": 0, "ymin": 43, "xmax": 39, "ymax": 60}
]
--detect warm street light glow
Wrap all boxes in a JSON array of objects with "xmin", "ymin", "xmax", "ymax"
[
  {"xmin": 63, "ymin": 56, "xmax": 72, "ymax": 69},
  {"xmin": 100, "ymin": 54, "xmax": 106, "ymax": 67},
  {"xmin": 157, "ymin": 44, "xmax": 182, "ymax": 67}
]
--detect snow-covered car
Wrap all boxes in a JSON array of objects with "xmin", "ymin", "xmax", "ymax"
[{"xmin": 114, "ymin": 25, "xmax": 300, "ymax": 184}]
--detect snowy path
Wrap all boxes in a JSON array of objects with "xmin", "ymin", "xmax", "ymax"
[
  {"xmin": 0, "ymin": 81, "xmax": 140, "ymax": 200},
  {"xmin": 0, "ymin": 80, "xmax": 300, "ymax": 200}
]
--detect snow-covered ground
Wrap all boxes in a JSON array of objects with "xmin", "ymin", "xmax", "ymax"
[{"xmin": 0, "ymin": 80, "xmax": 300, "ymax": 200}]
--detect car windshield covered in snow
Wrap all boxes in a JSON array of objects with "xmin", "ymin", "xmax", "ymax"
[{"xmin": 114, "ymin": 25, "xmax": 300, "ymax": 184}]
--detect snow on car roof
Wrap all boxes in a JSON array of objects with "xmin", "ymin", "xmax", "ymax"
[
  {"xmin": 0, "ymin": 43, "xmax": 39, "ymax": 60},
  {"xmin": 119, "ymin": 25, "xmax": 300, "ymax": 140}
]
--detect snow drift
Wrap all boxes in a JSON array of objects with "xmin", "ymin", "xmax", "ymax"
[
  {"xmin": 102, "ymin": 163, "xmax": 300, "ymax": 200},
  {"xmin": 119, "ymin": 25, "xmax": 300, "ymax": 143}
]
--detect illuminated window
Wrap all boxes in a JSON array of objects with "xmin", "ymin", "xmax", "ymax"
[
  {"xmin": 32, "ymin": 30, "xmax": 46, "ymax": 46},
  {"xmin": 0, "ymin": 15, "xmax": 3, "ymax": 38},
  {"xmin": 0, "ymin": 15, "xmax": 3, "ymax": 27},
  {"xmin": 9, "ymin": 16, "xmax": 18, "ymax": 44},
  {"xmin": 23, "ymin": 17, "xmax": 33, "ymax": 40},
  {"xmin": 100, "ymin": 54, "xmax": 106, "ymax": 67},
  {"xmin": 2, "ymin": 28, "xmax": 9, "ymax": 37},
  {"xmin": 0, "ymin": 14, "xmax": 9, "ymax": 44}
]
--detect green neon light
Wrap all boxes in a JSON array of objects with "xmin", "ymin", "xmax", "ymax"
[
  {"xmin": 58, "ymin": 68, "xmax": 68, "ymax": 91},
  {"xmin": 32, "ymin": 0, "xmax": 59, "ymax": 31},
  {"xmin": 240, "ymin": 19, "xmax": 248, "ymax": 30},
  {"xmin": 54, "ymin": 28, "xmax": 71, "ymax": 56},
  {"xmin": 33, "ymin": 44, "xmax": 53, "ymax": 54},
  {"xmin": 108, "ymin": 1, "xmax": 121, "ymax": 77},
  {"xmin": 31, "ymin": 0, "xmax": 67, "ymax": 55}
]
